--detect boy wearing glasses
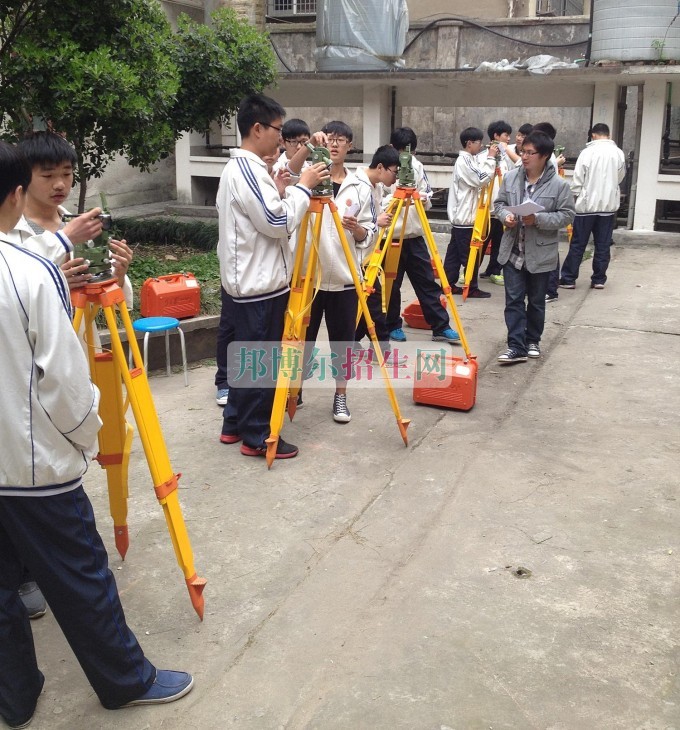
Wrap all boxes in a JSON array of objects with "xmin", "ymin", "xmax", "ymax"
[
  {"xmin": 301, "ymin": 121, "xmax": 378, "ymax": 424},
  {"xmin": 494, "ymin": 131, "xmax": 575, "ymax": 364},
  {"xmin": 217, "ymin": 93, "xmax": 328, "ymax": 459},
  {"xmin": 273, "ymin": 118, "xmax": 311, "ymax": 176},
  {"xmin": 444, "ymin": 127, "xmax": 496, "ymax": 299}
]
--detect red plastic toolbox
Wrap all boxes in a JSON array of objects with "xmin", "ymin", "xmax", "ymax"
[
  {"xmin": 413, "ymin": 351, "xmax": 478, "ymax": 411},
  {"xmin": 402, "ymin": 296, "xmax": 447, "ymax": 329},
  {"xmin": 140, "ymin": 273, "xmax": 201, "ymax": 319}
]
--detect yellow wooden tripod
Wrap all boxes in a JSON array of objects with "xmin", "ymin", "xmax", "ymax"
[
  {"xmin": 266, "ymin": 194, "xmax": 410, "ymax": 468},
  {"xmin": 361, "ymin": 185, "xmax": 474, "ymax": 360},
  {"xmin": 71, "ymin": 279, "xmax": 206, "ymax": 620}
]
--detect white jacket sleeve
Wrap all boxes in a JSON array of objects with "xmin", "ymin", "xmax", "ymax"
[
  {"xmin": 231, "ymin": 159, "xmax": 311, "ymax": 239},
  {"xmin": 458, "ymin": 153, "xmax": 495, "ymax": 190},
  {"xmin": 28, "ymin": 263, "xmax": 101, "ymax": 453}
]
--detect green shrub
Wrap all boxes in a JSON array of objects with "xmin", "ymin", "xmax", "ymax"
[{"xmin": 113, "ymin": 217, "xmax": 218, "ymax": 251}]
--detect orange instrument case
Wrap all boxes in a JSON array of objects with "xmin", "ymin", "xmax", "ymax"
[
  {"xmin": 413, "ymin": 351, "xmax": 478, "ymax": 411},
  {"xmin": 140, "ymin": 273, "xmax": 201, "ymax": 319},
  {"xmin": 402, "ymin": 296, "xmax": 447, "ymax": 330}
]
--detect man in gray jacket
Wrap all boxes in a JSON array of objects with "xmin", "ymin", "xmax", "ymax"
[
  {"xmin": 559, "ymin": 123, "xmax": 626, "ymax": 289},
  {"xmin": 494, "ymin": 131, "xmax": 575, "ymax": 364}
]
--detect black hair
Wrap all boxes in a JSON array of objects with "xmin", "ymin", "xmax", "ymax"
[
  {"xmin": 369, "ymin": 144, "xmax": 400, "ymax": 169},
  {"xmin": 0, "ymin": 142, "xmax": 31, "ymax": 207},
  {"xmin": 518, "ymin": 123, "xmax": 534, "ymax": 136},
  {"xmin": 522, "ymin": 131, "xmax": 554, "ymax": 158},
  {"xmin": 531, "ymin": 122, "xmax": 557, "ymax": 140},
  {"xmin": 236, "ymin": 93, "xmax": 286, "ymax": 138},
  {"xmin": 282, "ymin": 118, "xmax": 310, "ymax": 141},
  {"xmin": 590, "ymin": 122, "xmax": 610, "ymax": 136},
  {"xmin": 487, "ymin": 120, "xmax": 512, "ymax": 140},
  {"xmin": 460, "ymin": 127, "xmax": 484, "ymax": 148},
  {"xmin": 390, "ymin": 127, "xmax": 417, "ymax": 152},
  {"xmin": 321, "ymin": 120, "xmax": 353, "ymax": 142},
  {"xmin": 18, "ymin": 131, "xmax": 77, "ymax": 169}
]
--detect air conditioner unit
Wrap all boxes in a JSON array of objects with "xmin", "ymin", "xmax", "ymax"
[{"xmin": 267, "ymin": 0, "xmax": 316, "ymax": 18}]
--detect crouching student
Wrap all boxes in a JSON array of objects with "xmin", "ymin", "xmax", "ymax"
[{"xmin": 0, "ymin": 142, "xmax": 193, "ymax": 730}]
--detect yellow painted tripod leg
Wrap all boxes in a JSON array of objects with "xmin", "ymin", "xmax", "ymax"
[
  {"xmin": 104, "ymin": 300, "xmax": 206, "ymax": 620},
  {"xmin": 330, "ymin": 203, "xmax": 409, "ymax": 446},
  {"xmin": 414, "ymin": 197, "xmax": 474, "ymax": 359},
  {"xmin": 267, "ymin": 207, "xmax": 321, "ymax": 466},
  {"xmin": 91, "ymin": 351, "xmax": 134, "ymax": 559},
  {"xmin": 357, "ymin": 197, "xmax": 403, "ymax": 327},
  {"xmin": 463, "ymin": 185, "xmax": 492, "ymax": 301}
]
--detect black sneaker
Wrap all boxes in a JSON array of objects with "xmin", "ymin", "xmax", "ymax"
[
  {"xmin": 240, "ymin": 439, "xmax": 299, "ymax": 459},
  {"xmin": 497, "ymin": 348, "xmax": 528, "ymax": 364},
  {"xmin": 527, "ymin": 342, "xmax": 541, "ymax": 359},
  {"xmin": 545, "ymin": 293, "xmax": 558, "ymax": 303},
  {"xmin": 332, "ymin": 393, "xmax": 351, "ymax": 423},
  {"xmin": 467, "ymin": 288, "xmax": 491, "ymax": 299}
]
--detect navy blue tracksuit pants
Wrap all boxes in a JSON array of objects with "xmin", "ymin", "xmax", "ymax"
[{"xmin": 0, "ymin": 487, "xmax": 154, "ymax": 725}]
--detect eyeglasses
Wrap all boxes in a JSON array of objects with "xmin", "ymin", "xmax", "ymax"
[
  {"xmin": 327, "ymin": 137, "xmax": 348, "ymax": 146},
  {"xmin": 386, "ymin": 166, "xmax": 399, "ymax": 174},
  {"xmin": 284, "ymin": 138, "xmax": 309, "ymax": 147},
  {"xmin": 261, "ymin": 122, "xmax": 283, "ymax": 134},
  {"xmin": 520, "ymin": 150, "xmax": 540, "ymax": 157}
]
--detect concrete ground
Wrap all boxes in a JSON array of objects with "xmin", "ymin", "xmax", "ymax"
[{"xmin": 23, "ymin": 238, "xmax": 679, "ymax": 730}]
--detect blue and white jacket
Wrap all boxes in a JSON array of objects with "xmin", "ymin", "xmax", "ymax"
[
  {"xmin": 447, "ymin": 150, "xmax": 496, "ymax": 227},
  {"xmin": 217, "ymin": 148, "xmax": 313, "ymax": 302},
  {"xmin": 0, "ymin": 238, "xmax": 101, "ymax": 496}
]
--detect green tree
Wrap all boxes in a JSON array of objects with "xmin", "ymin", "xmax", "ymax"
[
  {"xmin": 171, "ymin": 8, "xmax": 278, "ymax": 137},
  {"xmin": 1, "ymin": 0, "xmax": 179, "ymax": 210},
  {"xmin": 0, "ymin": 2, "xmax": 278, "ymax": 210}
]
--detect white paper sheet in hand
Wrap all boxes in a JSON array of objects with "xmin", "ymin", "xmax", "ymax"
[{"xmin": 505, "ymin": 200, "xmax": 545, "ymax": 216}]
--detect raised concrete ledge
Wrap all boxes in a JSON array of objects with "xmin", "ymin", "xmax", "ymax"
[{"xmin": 613, "ymin": 229, "xmax": 680, "ymax": 246}]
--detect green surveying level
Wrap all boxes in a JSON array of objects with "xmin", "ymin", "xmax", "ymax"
[
  {"xmin": 397, "ymin": 146, "xmax": 415, "ymax": 187},
  {"xmin": 306, "ymin": 143, "xmax": 333, "ymax": 196},
  {"xmin": 64, "ymin": 193, "xmax": 114, "ymax": 282}
]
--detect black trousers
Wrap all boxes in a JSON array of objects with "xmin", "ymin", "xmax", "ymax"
[
  {"xmin": 304, "ymin": 288, "xmax": 358, "ymax": 383},
  {"xmin": 214, "ymin": 286, "xmax": 235, "ymax": 390},
  {"xmin": 0, "ymin": 487, "xmax": 154, "ymax": 725},
  {"xmin": 385, "ymin": 236, "xmax": 449, "ymax": 335},
  {"xmin": 444, "ymin": 226, "xmax": 481, "ymax": 291},
  {"xmin": 482, "ymin": 218, "xmax": 504, "ymax": 276},
  {"xmin": 222, "ymin": 292, "xmax": 288, "ymax": 447}
]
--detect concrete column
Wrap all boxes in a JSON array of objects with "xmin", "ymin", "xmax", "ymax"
[
  {"xmin": 362, "ymin": 84, "xmax": 391, "ymax": 158},
  {"xmin": 634, "ymin": 79, "xmax": 667, "ymax": 231},
  {"xmin": 592, "ymin": 81, "xmax": 618, "ymax": 133},
  {"xmin": 175, "ymin": 132, "xmax": 193, "ymax": 205}
]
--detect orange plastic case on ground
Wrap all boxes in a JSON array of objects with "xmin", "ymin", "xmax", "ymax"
[
  {"xmin": 140, "ymin": 273, "xmax": 201, "ymax": 319},
  {"xmin": 412, "ymin": 351, "xmax": 478, "ymax": 411},
  {"xmin": 402, "ymin": 296, "xmax": 447, "ymax": 330}
]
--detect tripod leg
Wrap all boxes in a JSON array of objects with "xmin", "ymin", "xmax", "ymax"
[
  {"xmin": 103, "ymin": 301, "xmax": 206, "ymax": 620},
  {"xmin": 413, "ymin": 198, "xmax": 474, "ymax": 358},
  {"xmin": 91, "ymin": 352, "xmax": 134, "ymax": 560},
  {"xmin": 267, "ymin": 210, "xmax": 319, "ymax": 466},
  {"xmin": 463, "ymin": 187, "xmax": 491, "ymax": 301},
  {"xmin": 330, "ymin": 204, "xmax": 409, "ymax": 446}
]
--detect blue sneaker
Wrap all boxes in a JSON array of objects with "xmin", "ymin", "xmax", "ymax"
[
  {"xmin": 122, "ymin": 670, "xmax": 194, "ymax": 707},
  {"xmin": 389, "ymin": 328, "xmax": 407, "ymax": 342},
  {"xmin": 432, "ymin": 328, "xmax": 460, "ymax": 344},
  {"xmin": 216, "ymin": 388, "xmax": 229, "ymax": 406}
]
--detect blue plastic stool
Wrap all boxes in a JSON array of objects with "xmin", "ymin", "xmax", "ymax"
[{"xmin": 130, "ymin": 316, "xmax": 188, "ymax": 386}]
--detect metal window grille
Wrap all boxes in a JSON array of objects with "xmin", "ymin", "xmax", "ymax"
[
  {"xmin": 267, "ymin": 0, "xmax": 317, "ymax": 17},
  {"xmin": 536, "ymin": 0, "xmax": 584, "ymax": 16}
]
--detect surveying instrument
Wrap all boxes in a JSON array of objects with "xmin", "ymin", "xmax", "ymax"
[
  {"xmin": 70, "ymin": 200, "xmax": 206, "ymax": 619},
  {"xmin": 266, "ymin": 144, "xmax": 410, "ymax": 468},
  {"xmin": 360, "ymin": 147, "xmax": 474, "ymax": 360},
  {"xmin": 461, "ymin": 145, "xmax": 503, "ymax": 301}
]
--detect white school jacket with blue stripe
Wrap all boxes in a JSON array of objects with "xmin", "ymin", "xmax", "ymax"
[
  {"xmin": 217, "ymin": 148, "xmax": 313, "ymax": 302},
  {"xmin": 0, "ymin": 238, "xmax": 101, "ymax": 496},
  {"xmin": 447, "ymin": 150, "xmax": 496, "ymax": 227}
]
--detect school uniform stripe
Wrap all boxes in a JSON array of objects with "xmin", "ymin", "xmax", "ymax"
[{"xmin": 236, "ymin": 158, "xmax": 288, "ymax": 227}]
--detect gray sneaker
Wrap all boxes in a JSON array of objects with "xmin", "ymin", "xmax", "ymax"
[{"xmin": 19, "ymin": 581, "xmax": 47, "ymax": 619}]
